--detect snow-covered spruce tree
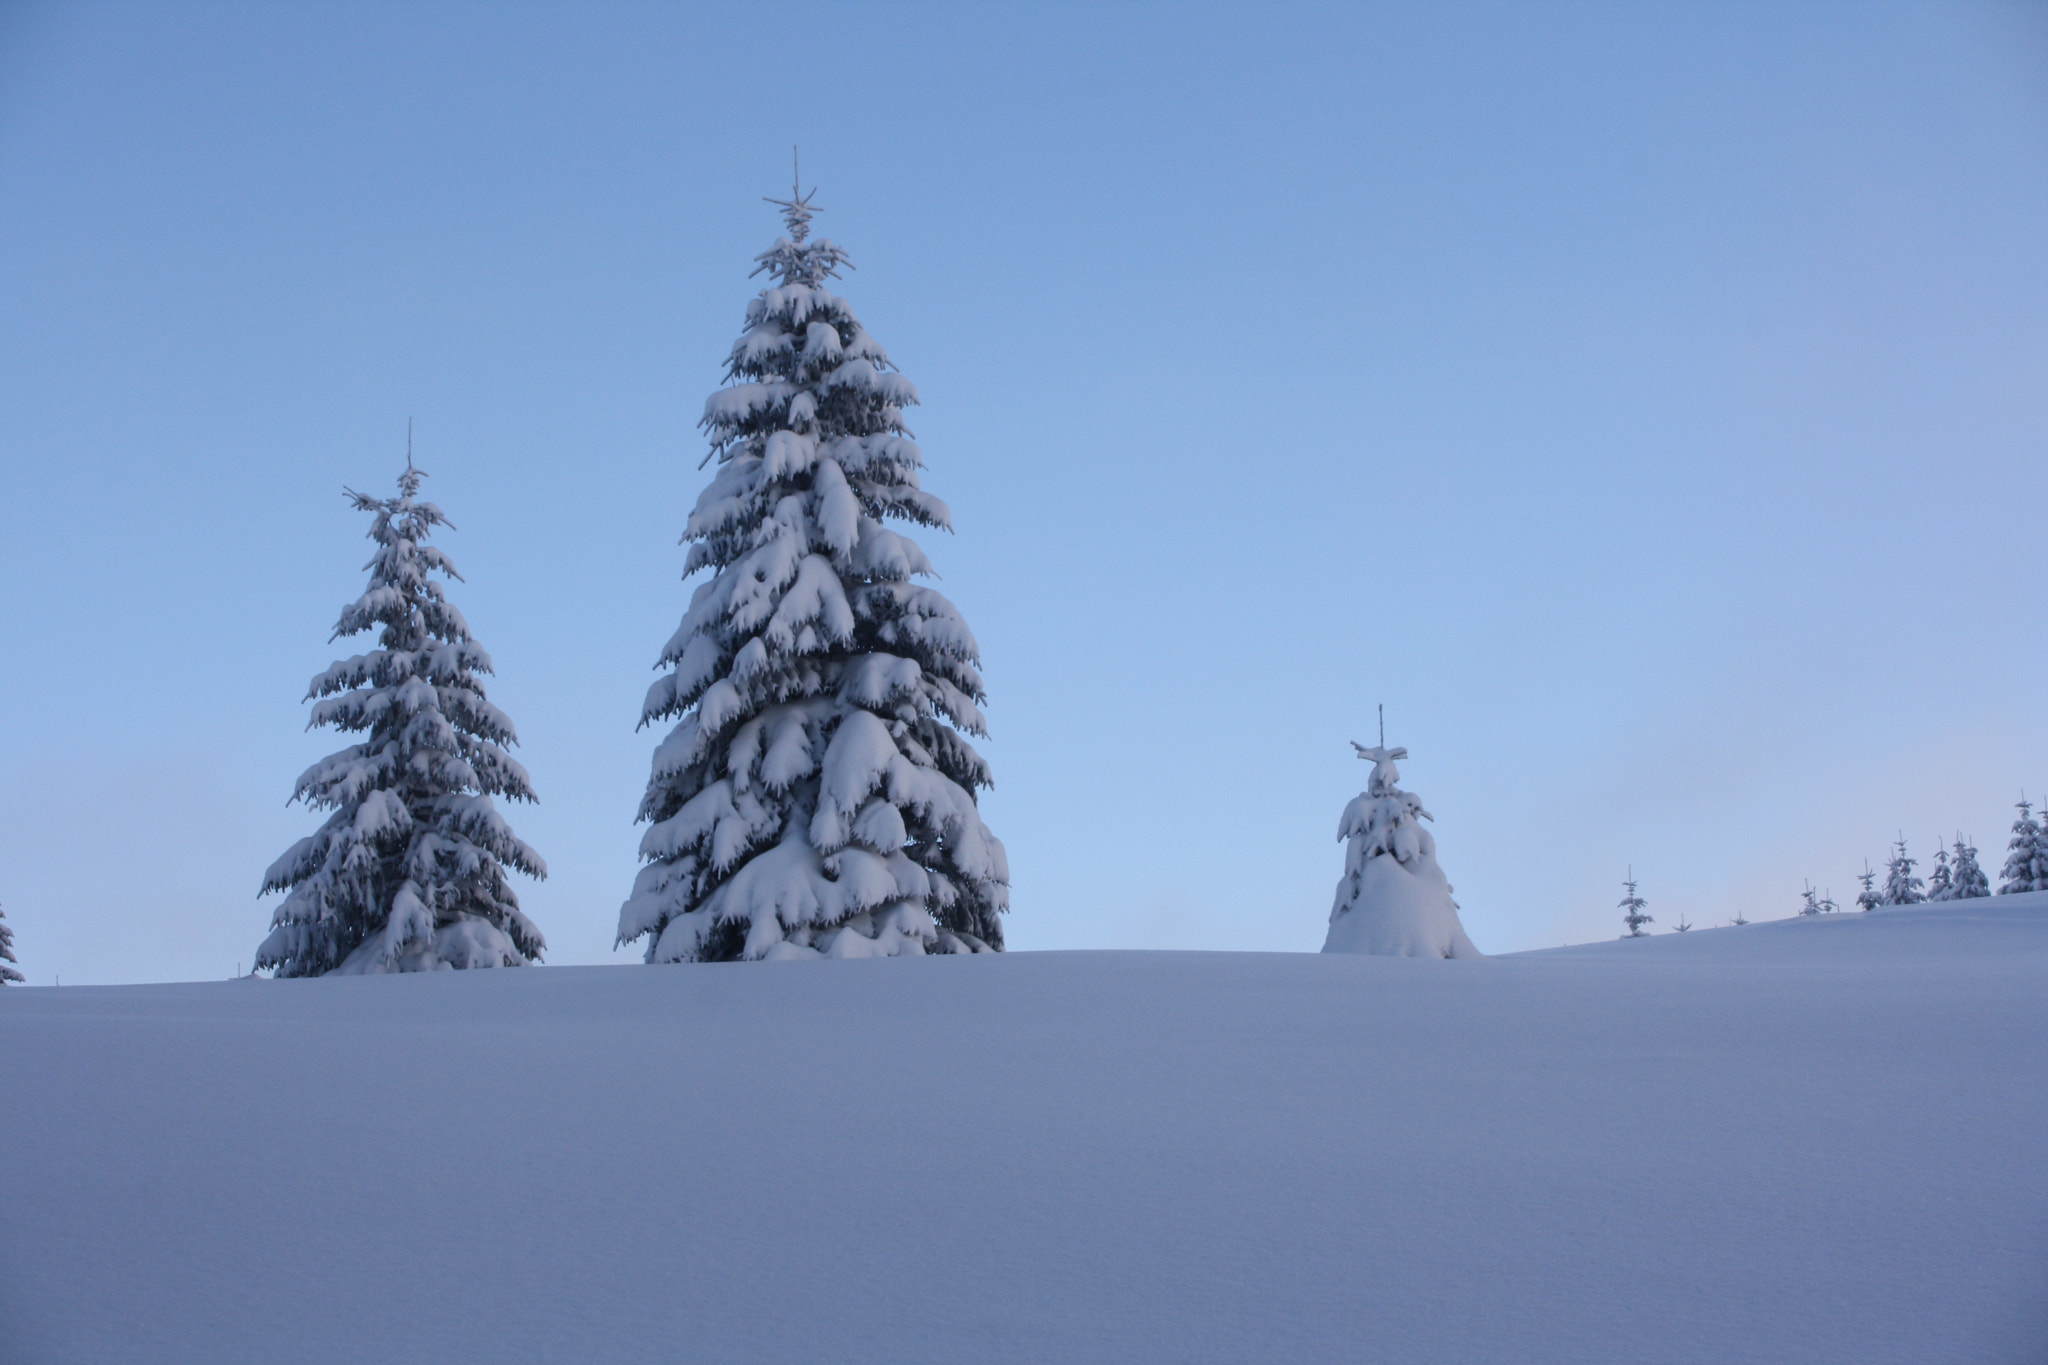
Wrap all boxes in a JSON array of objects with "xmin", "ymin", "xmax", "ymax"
[
  {"xmin": 1618, "ymin": 871, "xmax": 1652, "ymax": 938},
  {"xmin": 1999, "ymin": 797, "xmax": 2040, "ymax": 894},
  {"xmin": 2028, "ymin": 808, "xmax": 2048, "ymax": 890},
  {"xmin": 1855, "ymin": 861, "xmax": 1881, "ymax": 913},
  {"xmin": 256, "ymin": 461, "xmax": 546, "ymax": 976},
  {"xmin": 1925, "ymin": 840, "xmax": 1954, "ymax": 901},
  {"xmin": 619, "ymin": 189, "xmax": 1007, "ymax": 962},
  {"xmin": 1799, "ymin": 883, "xmax": 1822, "ymax": 917},
  {"xmin": 1880, "ymin": 836, "xmax": 1924, "ymax": 907},
  {"xmin": 0, "ymin": 902, "xmax": 23, "ymax": 984},
  {"xmin": 1323, "ymin": 742, "xmax": 1480, "ymax": 957},
  {"xmin": 1951, "ymin": 835, "xmax": 1990, "ymax": 899}
]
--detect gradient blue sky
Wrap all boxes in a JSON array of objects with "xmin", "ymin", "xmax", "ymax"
[{"xmin": 2, "ymin": 2, "xmax": 2045, "ymax": 983}]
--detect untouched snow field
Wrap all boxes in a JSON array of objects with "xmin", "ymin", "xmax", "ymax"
[{"xmin": 3, "ymin": 899, "xmax": 2044, "ymax": 1364}]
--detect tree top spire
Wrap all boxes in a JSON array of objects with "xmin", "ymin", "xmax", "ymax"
[
  {"xmin": 763, "ymin": 145, "xmax": 819, "ymax": 243},
  {"xmin": 397, "ymin": 418, "xmax": 426, "ymax": 498}
]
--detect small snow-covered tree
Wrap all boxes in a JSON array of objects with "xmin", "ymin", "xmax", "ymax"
[
  {"xmin": 256, "ymin": 460, "xmax": 546, "ymax": 977},
  {"xmin": 1618, "ymin": 869, "xmax": 1653, "ymax": 938},
  {"xmin": 1323, "ymin": 741, "xmax": 1480, "ymax": 957},
  {"xmin": 0, "ymin": 902, "xmax": 22, "ymax": 984},
  {"xmin": 1855, "ymin": 861, "xmax": 1881, "ymax": 913},
  {"xmin": 619, "ymin": 187, "xmax": 1007, "ymax": 962},
  {"xmin": 1819, "ymin": 889, "xmax": 1839, "ymax": 913},
  {"xmin": 1798, "ymin": 883, "xmax": 1822, "ymax": 917},
  {"xmin": 1951, "ymin": 835, "xmax": 1990, "ymax": 899},
  {"xmin": 1925, "ymin": 840, "xmax": 1954, "ymax": 901},
  {"xmin": 1999, "ymin": 797, "xmax": 2041, "ymax": 894},
  {"xmin": 1880, "ymin": 836, "xmax": 1924, "ymax": 906}
]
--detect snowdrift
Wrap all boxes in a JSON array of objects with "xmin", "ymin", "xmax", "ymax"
[
  {"xmin": 3, "ymin": 898, "xmax": 2045, "ymax": 1364},
  {"xmin": 1321, "ymin": 840, "xmax": 1481, "ymax": 957}
]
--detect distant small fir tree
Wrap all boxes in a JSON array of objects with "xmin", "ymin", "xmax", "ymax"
[
  {"xmin": 1799, "ymin": 883, "xmax": 1822, "ymax": 917},
  {"xmin": 1855, "ymin": 861, "xmax": 1882, "ymax": 913},
  {"xmin": 1819, "ymin": 889, "xmax": 1839, "ymax": 914},
  {"xmin": 1728, "ymin": 908, "xmax": 1749, "ymax": 927},
  {"xmin": 1619, "ymin": 870, "xmax": 1653, "ymax": 938},
  {"xmin": 1672, "ymin": 910, "xmax": 1693, "ymax": 932},
  {"xmin": 0, "ymin": 901, "xmax": 22, "ymax": 984},
  {"xmin": 1950, "ymin": 835, "xmax": 1990, "ymax": 899},
  {"xmin": 1925, "ymin": 840, "xmax": 1954, "ymax": 901},
  {"xmin": 1880, "ymin": 836, "xmax": 1925, "ymax": 906},
  {"xmin": 1999, "ymin": 797, "xmax": 2041, "ymax": 894}
]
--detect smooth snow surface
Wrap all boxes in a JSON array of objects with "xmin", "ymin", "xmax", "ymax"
[{"xmin": 4, "ymin": 898, "xmax": 2045, "ymax": 1364}]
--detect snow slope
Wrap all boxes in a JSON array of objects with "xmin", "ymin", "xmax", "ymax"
[{"xmin": 3, "ymin": 898, "xmax": 2044, "ymax": 1364}]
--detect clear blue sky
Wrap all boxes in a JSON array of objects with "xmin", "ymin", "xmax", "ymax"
[{"xmin": 2, "ymin": 1, "xmax": 2044, "ymax": 983}]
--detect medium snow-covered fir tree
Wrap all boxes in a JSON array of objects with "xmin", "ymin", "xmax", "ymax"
[
  {"xmin": 619, "ymin": 185, "xmax": 1007, "ymax": 962},
  {"xmin": 1879, "ymin": 836, "xmax": 1924, "ymax": 907},
  {"xmin": 2000, "ymin": 797, "xmax": 2046, "ymax": 894},
  {"xmin": 1799, "ymin": 883, "xmax": 1822, "ymax": 917},
  {"xmin": 256, "ymin": 458, "xmax": 546, "ymax": 977},
  {"xmin": 1323, "ymin": 740, "xmax": 1481, "ymax": 957},
  {"xmin": 1618, "ymin": 871, "xmax": 1652, "ymax": 938},
  {"xmin": 0, "ymin": 902, "xmax": 22, "ymax": 985},
  {"xmin": 1950, "ymin": 835, "xmax": 1990, "ymax": 899},
  {"xmin": 1855, "ymin": 861, "xmax": 1881, "ymax": 913},
  {"xmin": 1925, "ymin": 841, "xmax": 1954, "ymax": 901}
]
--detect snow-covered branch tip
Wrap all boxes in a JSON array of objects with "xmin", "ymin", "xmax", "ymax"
[{"xmin": 0, "ymin": 901, "xmax": 24, "ymax": 985}]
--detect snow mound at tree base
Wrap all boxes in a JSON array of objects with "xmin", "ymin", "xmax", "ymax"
[
  {"xmin": 4, "ymin": 897, "xmax": 2044, "ymax": 1364},
  {"xmin": 1323, "ymin": 852, "xmax": 1483, "ymax": 957},
  {"xmin": 759, "ymin": 905, "xmax": 994, "ymax": 959},
  {"xmin": 332, "ymin": 917, "xmax": 530, "ymax": 973}
]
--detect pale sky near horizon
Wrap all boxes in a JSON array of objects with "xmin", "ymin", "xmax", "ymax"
[{"xmin": 2, "ymin": 1, "xmax": 2045, "ymax": 984}]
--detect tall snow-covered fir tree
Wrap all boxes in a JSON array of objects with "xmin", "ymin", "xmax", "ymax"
[
  {"xmin": 0, "ymin": 902, "xmax": 22, "ymax": 984},
  {"xmin": 1950, "ymin": 835, "xmax": 1990, "ymax": 899},
  {"xmin": 1880, "ymin": 836, "xmax": 1924, "ymax": 907},
  {"xmin": 1925, "ymin": 840, "xmax": 1954, "ymax": 901},
  {"xmin": 619, "ymin": 187, "xmax": 1007, "ymax": 962},
  {"xmin": 1322, "ymin": 740, "xmax": 1481, "ymax": 957},
  {"xmin": 1619, "ymin": 871, "xmax": 1653, "ymax": 938},
  {"xmin": 256, "ymin": 459, "xmax": 546, "ymax": 976},
  {"xmin": 2000, "ymin": 797, "xmax": 2045, "ymax": 894}
]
